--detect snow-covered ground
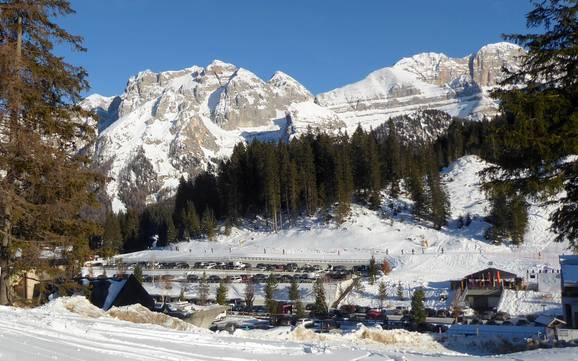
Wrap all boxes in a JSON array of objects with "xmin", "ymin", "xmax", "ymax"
[{"xmin": 1, "ymin": 297, "xmax": 577, "ymax": 361}]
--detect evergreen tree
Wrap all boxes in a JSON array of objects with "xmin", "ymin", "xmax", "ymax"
[
  {"xmin": 487, "ymin": 0, "xmax": 578, "ymax": 250},
  {"xmin": 289, "ymin": 278, "xmax": 300, "ymax": 302},
  {"xmin": 295, "ymin": 300, "xmax": 306, "ymax": 319},
  {"xmin": 396, "ymin": 282, "xmax": 404, "ymax": 301},
  {"xmin": 384, "ymin": 120, "xmax": 402, "ymax": 197},
  {"xmin": 198, "ymin": 272, "xmax": 209, "ymax": 305},
  {"xmin": 368, "ymin": 256, "xmax": 377, "ymax": 285},
  {"xmin": 410, "ymin": 288, "xmax": 426, "ymax": 325},
  {"xmin": 264, "ymin": 274, "xmax": 278, "ymax": 314},
  {"xmin": 133, "ymin": 264, "xmax": 144, "ymax": 283},
  {"xmin": 186, "ymin": 202, "xmax": 201, "ymax": 239},
  {"xmin": 0, "ymin": 0, "xmax": 104, "ymax": 304},
  {"xmin": 201, "ymin": 207, "xmax": 216, "ymax": 240},
  {"xmin": 407, "ymin": 165, "xmax": 428, "ymax": 221},
  {"xmin": 426, "ymin": 160, "xmax": 450, "ymax": 230},
  {"xmin": 313, "ymin": 277, "xmax": 328, "ymax": 317},
  {"xmin": 216, "ymin": 281, "xmax": 228, "ymax": 305},
  {"xmin": 102, "ymin": 213, "xmax": 123, "ymax": 256},
  {"xmin": 264, "ymin": 147, "xmax": 281, "ymax": 231},
  {"xmin": 378, "ymin": 281, "xmax": 387, "ymax": 308},
  {"xmin": 244, "ymin": 279, "xmax": 255, "ymax": 310},
  {"xmin": 334, "ymin": 136, "xmax": 354, "ymax": 223},
  {"xmin": 552, "ymin": 164, "xmax": 578, "ymax": 247}
]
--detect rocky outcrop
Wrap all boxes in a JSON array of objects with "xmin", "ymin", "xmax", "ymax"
[
  {"xmin": 316, "ymin": 42, "xmax": 524, "ymax": 125},
  {"xmin": 88, "ymin": 61, "xmax": 313, "ymax": 212}
]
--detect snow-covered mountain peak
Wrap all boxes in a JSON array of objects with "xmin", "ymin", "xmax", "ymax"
[{"xmin": 268, "ymin": 71, "xmax": 312, "ymax": 99}]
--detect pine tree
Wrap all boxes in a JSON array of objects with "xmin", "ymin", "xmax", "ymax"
[
  {"xmin": 378, "ymin": 281, "xmax": 387, "ymax": 308},
  {"xmin": 552, "ymin": 163, "xmax": 578, "ymax": 248},
  {"xmin": 384, "ymin": 120, "xmax": 403, "ymax": 197},
  {"xmin": 410, "ymin": 288, "xmax": 426, "ymax": 325},
  {"xmin": 295, "ymin": 300, "xmax": 306, "ymax": 319},
  {"xmin": 216, "ymin": 281, "xmax": 228, "ymax": 305},
  {"xmin": 244, "ymin": 279, "xmax": 255, "ymax": 310},
  {"xmin": 396, "ymin": 282, "xmax": 404, "ymax": 301},
  {"xmin": 133, "ymin": 264, "xmax": 144, "ymax": 283},
  {"xmin": 289, "ymin": 278, "xmax": 300, "ymax": 302},
  {"xmin": 264, "ymin": 274, "xmax": 278, "ymax": 314},
  {"xmin": 407, "ymin": 165, "xmax": 428, "ymax": 221},
  {"xmin": 264, "ymin": 147, "xmax": 281, "ymax": 231},
  {"xmin": 102, "ymin": 212, "xmax": 123, "ymax": 256},
  {"xmin": 368, "ymin": 256, "xmax": 377, "ymax": 285},
  {"xmin": 486, "ymin": 0, "xmax": 578, "ymax": 250},
  {"xmin": 0, "ymin": 1, "xmax": 104, "ymax": 304},
  {"xmin": 426, "ymin": 161, "xmax": 450, "ymax": 230},
  {"xmin": 198, "ymin": 272, "xmax": 209, "ymax": 305},
  {"xmin": 201, "ymin": 207, "xmax": 216, "ymax": 241},
  {"xmin": 313, "ymin": 277, "xmax": 328, "ymax": 317}
]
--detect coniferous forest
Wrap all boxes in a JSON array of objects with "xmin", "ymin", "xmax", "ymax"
[{"xmin": 101, "ymin": 114, "xmax": 517, "ymax": 253}]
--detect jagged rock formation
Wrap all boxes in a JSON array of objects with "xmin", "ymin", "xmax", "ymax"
[
  {"xmin": 316, "ymin": 42, "xmax": 524, "ymax": 128},
  {"xmin": 84, "ymin": 43, "xmax": 524, "ymax": 211}
]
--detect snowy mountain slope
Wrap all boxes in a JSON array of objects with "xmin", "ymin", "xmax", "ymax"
[
  {"xmin": 316, "ymin": 42, "xmax": 524, "ymax": 128},
  {"xmin": 85, "ymin": 43, "xmax": 523, "ymax": 211}
]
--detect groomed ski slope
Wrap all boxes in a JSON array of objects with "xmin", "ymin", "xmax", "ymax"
[{"xmin": 1, "ymin": 297, "xmax": 577, "ymax": 361}]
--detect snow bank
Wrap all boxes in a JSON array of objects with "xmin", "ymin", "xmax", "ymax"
[
  {"xmin": 107, "ymin": 304, "xmax": 200, "ymax": 332},
  {"xmin": 38, "ymin": 296, "xmax": 202, "ymax": 332},
  {"xmin": 237, "ymin": 325, "xmax": 450, "ymax": 354},
  {"xmin": 38, "ymin": 295, "xmax": 105, "ymax": 318}
]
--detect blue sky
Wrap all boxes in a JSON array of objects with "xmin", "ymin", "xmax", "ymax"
[{"xmin": 58, "ymin": 0, "xmax": 533, "ymax": 97}]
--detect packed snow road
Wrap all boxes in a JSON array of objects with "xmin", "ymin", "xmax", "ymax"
[{"xmin": 1, "ymin": 297, "xmax": 577, "ymax": 361}]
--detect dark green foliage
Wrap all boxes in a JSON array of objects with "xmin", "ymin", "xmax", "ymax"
[
  {"xmin": 264, "ymin": 274, "xmax": 278, "ymax": 314},
  {"xmin": 552, "ymin": 163, "xmax": 578, "ymax": 248},
  {"xmin": 132, "ymin": 264, "xmax": 143, "ymax": 283},
  {"xmin": 102, "ymin": 212, "xmax": 123, "ymax": 256},
  {"xmin": 0, "ymin": 0, "xmax": 105, "ymax": 305},
  {"xmin": 313, "ymin": 277, "xmax": 328, "ymax": 317},
  {"xmin": 289, "ymin": 278, "xmax": 300, "ymax": 302},
  {"xmin": 410, "ymin": 288, "xmax": 426, "ymax": 325},
  {"xmin": 378, "ymin": 281, "xmax": 387, "ymax": 307},
  {"xmin": 198, "ymin": 272, "xmax": 209, "ymax": 305},
  {"xmin": 216, "ymin": 281, "xmax": 228, "ymax": 305},
  {"xmin": 485, "ymin": 187, "xmax": 529, "ymax": 245},
  {"xmin": 426, "ymin": 160, "xmax": 450, "ymax": 230},
  {"xmin": 368, "ymin": 256, "xmax": 377, "ymax": 285},
  {"xmin": 484, "ymin": 0, "xmax": 578, "ymax": 250},
  {"xmin": 244, "ymin": 279, "xmax": 255, "ymax": 309},
  {"xmin": 201, "ymin": 207, "xmax": 217, "ymax": 241},
  {"xmin": 397, "ymin": 282, "xmax": 404, "ymax": 301}
]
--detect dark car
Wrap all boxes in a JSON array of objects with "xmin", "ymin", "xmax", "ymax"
[
  {"xmin": 187, "ymin": 274, "xmax": 199, "ymax": 282},
  {"xmin": 494, "ymin": 311, "xmax": 510, "ymax": 321},
  {"xmin": 208, "ymin": 275, "xmax": 221, "ymax": 283}
]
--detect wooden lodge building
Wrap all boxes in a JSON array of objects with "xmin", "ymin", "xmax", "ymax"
[{"xmin": 450, "ymin": 268, "xmax": 524, "ymax": 311}]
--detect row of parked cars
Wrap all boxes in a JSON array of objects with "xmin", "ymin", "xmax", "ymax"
[{"xmin": 126, "ymin": 261, "xmax": 357, "ymax": 274}]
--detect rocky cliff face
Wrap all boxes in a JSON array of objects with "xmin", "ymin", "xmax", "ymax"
[
  {"xmin": 316, "ymin": 42, "xmax": 524, "ymax": 128},
  {"xmin": 87, "ymin": 60, "xmax": 317, "ymax": 211},
  {"xmin": 86, "ymin": 43, "xmax": 523, "ymax": 212}
]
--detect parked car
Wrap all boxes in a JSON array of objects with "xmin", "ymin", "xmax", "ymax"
[
  {"xmin": 366, "ymin": 309, "xmax": 383, "ymax": 320},
  {"xmin": 208, "ymin": 275, "xmax": 221, "ymax": 283}
]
